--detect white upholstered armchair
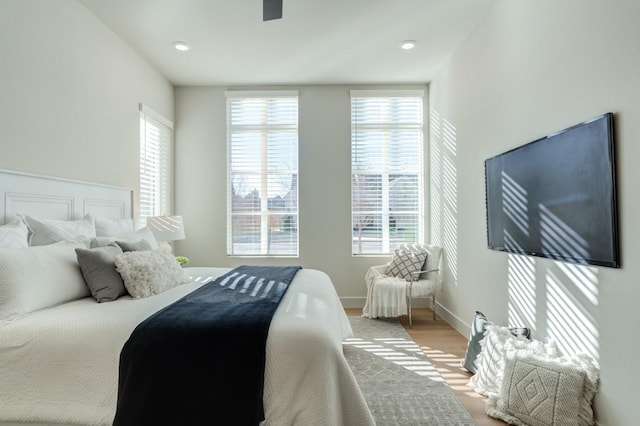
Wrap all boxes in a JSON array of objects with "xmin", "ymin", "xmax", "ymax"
[{"xmin": 362, "ymin": 244, "xmax": 442, "ymax": 328}]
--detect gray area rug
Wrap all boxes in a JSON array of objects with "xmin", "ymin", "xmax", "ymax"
[{"xmin": 345, "ymin": 316, "xmax": 476, "ymax": 426}]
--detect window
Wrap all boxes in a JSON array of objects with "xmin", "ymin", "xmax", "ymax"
[
  {"xmin": 139, "ymin": 104, "xmax": 172, "ymax": 226},
  {"xmin": 351, "ymin": 90, "xmax": 424, "ymax": 255},
  {"xmin": 226, "ymin": 91, "xmax": 299, "ymax": 256}
]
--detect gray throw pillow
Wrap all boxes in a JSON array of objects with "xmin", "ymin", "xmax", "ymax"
[
  {"xmin": 75, "ymin": 244, "xmax": 127, "ymax": 302},
  {"xmin": 115, "ymin": 239, "xmax": 153, "ymax": 252}
]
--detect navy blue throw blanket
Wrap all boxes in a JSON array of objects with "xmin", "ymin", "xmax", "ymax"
[{"xmin": 112, "ymin": 265, "xmax": 301, "ymax": 426}]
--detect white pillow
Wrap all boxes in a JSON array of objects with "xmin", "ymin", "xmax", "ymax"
[
  {"xmin": 115, "ymin": 250, "xmax": 187, "ymax": 299},
  {"xmin": 90, "ymin": 226, "xmax": 158, "ymax": 250},
  {"xmin": 468, "ymin": 325, "xmax": 559, "ymax": 398},
  {"xmin": 21, "ymin": 214, "xmax": 96, "ymax": 246},
  {"xmin": 0, "ymin": 241, "xmax": 90, "ymax": 322},
  {"xmin": 94, "ymin": 217, "xmax": 134, "ymax": 237},
  {"xmin": 486, "ymin": 340, "xmax": 599, "ymax": 426},
  {"xmin": 0, "ymin": 219, "xmax": 29, "ymax": 249}
]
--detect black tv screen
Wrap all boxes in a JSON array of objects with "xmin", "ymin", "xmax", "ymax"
[{"xmin": 485, "ymin": 113, "xmax": 619, "ymax": 268}]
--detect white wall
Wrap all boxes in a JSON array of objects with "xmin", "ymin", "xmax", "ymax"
[
  {"xmin": 429, "ymin": 1, "xmax": 640, "ymax": 424},
  {"xmin": 6, "ymin": 0, "xmax": 635, "ymax": 422},
  {"xmin": 0, "ymin": 0, "xmax": 173, "ymax": 208},
  {"xmin": 174, "ymin": 85, "xmax": 428, "ymax": 303}
]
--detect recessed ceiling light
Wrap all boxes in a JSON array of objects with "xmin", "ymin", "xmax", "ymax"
[
  {"xmin": 172, "ymin": 41, "xmax": 191, "ymax": 52},
  {"xmin": 400, "ymin": 40, "xmax": 417, "ymax": 50}
]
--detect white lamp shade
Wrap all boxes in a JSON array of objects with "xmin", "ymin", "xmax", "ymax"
[{"xmin": 146, "ymin": 215, "xmax": 185, "ymax": 242}]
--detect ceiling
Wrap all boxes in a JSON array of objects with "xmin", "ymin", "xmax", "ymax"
[{"xmin": 78, "ymin": 0, "xmax": 498, "ymax": 86}]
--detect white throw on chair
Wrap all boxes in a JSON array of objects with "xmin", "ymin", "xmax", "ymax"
[{"xmin": 362, "ymin": 244, "xmax": 442, "ymax": 328}]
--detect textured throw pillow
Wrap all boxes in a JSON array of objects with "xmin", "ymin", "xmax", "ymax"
[
  {"xmin": 21, "ymin": 214, "xmax": 96, "ymax": 246},
  {"xmin": 486, "ymin": 341, "xmax": 599, "ymax": 426},
  {"xmin": 385, "ymin": 250, "xmax": 428, "ymax": 280},
  {"xmin": 115, "ymin": 250, "xmax": 186, "ymax": 299},
  {"xmin": 75, "ymin": 244, "xmax": 127, "ymax": 302},
  {"xmin": 0, "ymin": 241, "xmax": 90, "ymax": 322},
  {"xmin": 497, "ymin": 356, "xmax": 584, "ymax": 426},
  {"xmin": 94, "ymin": 217, "xmax": 134, "ymax": 237},
  {"xmin": 468, "ymin": 325, "xmax": 555, "ymax": 398},
  {"xmin": 115, "ymin": 239, "xmax": 153, "ymax": 252},
  {"xmin": 90, "ymin": 226, "xmax": 158, "ymax": 250},
  {"xmin": 0, "ymin": 219, "xmax": 29, "ymax": 249},
  {"xmin": 462, "ymin": 311, "xmax": 531, "ymax": 374}
]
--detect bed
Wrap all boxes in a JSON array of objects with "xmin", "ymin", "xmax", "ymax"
[{"xmin": 0, "ymin": 169, "xmax": 374, "ymax": 426}]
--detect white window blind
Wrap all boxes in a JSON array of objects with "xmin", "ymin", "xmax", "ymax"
[
  {"xmin": 351, "ymin": 90, "xmax": 424, "ymax": 255},
  {"xmin": 226, "ymin": 91, "xmax": 299, "ymax": 256},
  {"xmin": 139, "ymin": 104, "xmax": 172, "ymax": 227}
]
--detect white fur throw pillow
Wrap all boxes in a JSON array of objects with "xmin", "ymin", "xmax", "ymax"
[
  {"xmin": 486, "ymin": 339, "xmax": 599, "ymax": 426},
  {"xmin": 114, "ymin": 250, "xmax": 186, "ymax": 299},
  {"xmin": 468, "ymin": 325, "xmax": 560, "ymax": 398}
]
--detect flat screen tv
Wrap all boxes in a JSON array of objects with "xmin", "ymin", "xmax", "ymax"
[{"xmin": 484, "ymin": 113, "xmax": 619, "ymax": 268}]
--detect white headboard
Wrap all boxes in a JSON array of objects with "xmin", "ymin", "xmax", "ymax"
[{"xmin": 0, "ymin": 169, "xmax": 133, "ymax": 224}]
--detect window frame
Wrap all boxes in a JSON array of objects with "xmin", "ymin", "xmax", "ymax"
[
  {"xmin": 139, "ymin": 103, "xmax": 173, "ymax": 227},
  {"xmin": 225, "ymin": 91, "xmax": 299, "ymax": 257},
  {"xmin": 350, "ymin": 90, "xmax": 425, "ymax": 256}
]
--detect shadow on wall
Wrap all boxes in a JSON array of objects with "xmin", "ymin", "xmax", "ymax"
[
  {"xmin": 501, "ymin": 145, "xmax": 600, "ymax": 363},
  {"xmin": 429, "ymin": 108, "xmax": 458, "ymax": 285},
  {"xmin": 430, "ymin": 106, "xmax": 600, "ymax": 364},
  {"xmin": 507, "ymin": 244, "xmax": 600, "ymax": 364}
]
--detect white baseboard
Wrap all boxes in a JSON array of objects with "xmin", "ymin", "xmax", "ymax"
[{"xmin": 434, "ymin": 303, "xmax": 470, "ymax": 338}]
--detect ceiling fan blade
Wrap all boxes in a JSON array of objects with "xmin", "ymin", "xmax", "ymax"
[{"xmin": 263, "ymin": 0, "xmax": 283, "ymax": 21}]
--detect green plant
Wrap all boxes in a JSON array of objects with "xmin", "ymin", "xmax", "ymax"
[{"xmin": 175, "ymin": 256, "xmax": 189, "ymax": 266}]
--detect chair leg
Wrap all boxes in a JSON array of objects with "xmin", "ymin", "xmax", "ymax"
[
  {"xmin": 432, "ymin": 294, "xmax": 436, "ymax": 320},
  {"xmin": 407, "ymin": 286, "xmax": 413, "ymax": 329}
]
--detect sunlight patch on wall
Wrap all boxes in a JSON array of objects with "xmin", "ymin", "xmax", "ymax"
[
  {"xmin": 507, "ymin": 253, "xmax": 536, "ymax": 329},
  {"xmin": 546, "ymin": 269, "xmax": 599, "ymax": 363},
  {"xmin": 556, "ymin": 262, "xmax": 599, "ymax": 306},
  {"xmin": 429, "ymin": 108, "xmax": 458, "ymax": 282},
  {"xmin": 430, "ymin": 110, "xmax": 443, "ymax": 245}
]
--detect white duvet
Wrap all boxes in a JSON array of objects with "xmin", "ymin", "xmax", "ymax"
[{"xmin": 0, "ymin": 267, "xmax": 374, "ymax": 426}]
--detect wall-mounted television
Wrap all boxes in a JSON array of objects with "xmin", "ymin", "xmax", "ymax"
[{"xmin": 484, "ymin": 113, "xmax": 619, "ymax": 268}]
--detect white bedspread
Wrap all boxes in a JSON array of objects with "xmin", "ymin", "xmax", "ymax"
[{"xmin": 0, "ymin": 267, "xmax": 374, "ymax": 426}]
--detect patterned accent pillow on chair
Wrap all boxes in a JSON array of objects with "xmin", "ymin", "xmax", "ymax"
[{"xmin": 385, "ymin": 249, "xmax": 428, "ymax": 281}]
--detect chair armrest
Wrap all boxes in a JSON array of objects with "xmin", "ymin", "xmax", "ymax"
[{"xmin": 409, "ymin": 268, "xmax": 439, "ymax": 278}]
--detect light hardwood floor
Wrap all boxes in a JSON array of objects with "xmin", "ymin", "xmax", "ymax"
[{"xmin": 345, "ymin": 307, "xmax": 504, "ymax": 426}]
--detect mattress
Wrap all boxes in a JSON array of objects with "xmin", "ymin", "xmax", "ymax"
[{"xmin": 0, "ymin": 267, "xmax": 374, "ymax": 426}]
